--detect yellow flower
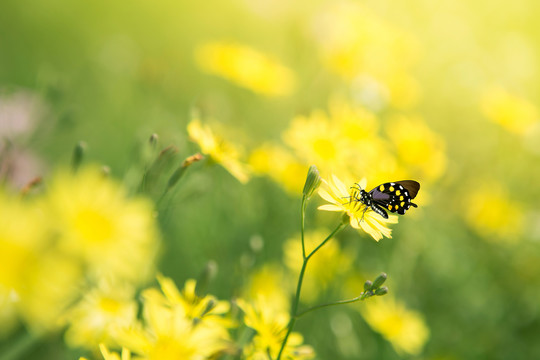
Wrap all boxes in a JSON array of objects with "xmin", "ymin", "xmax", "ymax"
[
  {"xmin": 0, "ymin": 188, "xmax": 81, "ymax": 331},
  {"xmin": 282, "ymin": 110, "xmax": 347, "ymax": 173},
  {"xmin": 385, "ymin": 115, "xmax": 446, "ymax": 182},
  {"xmin": 98, "ymin": 344, "xmax": 132, "ymax": 360},
  {"xmin": 463, "ymin": 182, "xmax": 523, "ymax": 243},
  {"xmin": 237, "ymin": 298, "xmax": 315, "ymax": 360},
  {"xmin": 318, "ymin": 175, "xmax": 398, "ymax": 241},
  {"xmin": 239, "ymin": 266, "xmax": 313, "ymax": 359},
  {"xmin": 249, "ymin": 144, "xmax": 307, "ymax": 194},
  {"xmin": 283, "ymin": 229, "xmax": 353, "ymax": 302},
  {"xmin": 63, "ymin": 279, "xmax": 138, "ymax": 349},
  {"xmin": 0, "ymin": 189, "xmax": 44, "ymax": 294},
  {"xmin": 114, "ymin": 276, "xmax": 232, "ymax": 360},
  {"xmin": 242, "ymin": 264, "xmax": 291, "ymax": 315},
  {"xmin": 42, "ymin": 166, "xmax": 160, "ymax": 284},
  {"xmin": 312, "ymin": 2, "xmax": 421, "ymax": 109},
  {"xmin": 195, "ymin": 41, "xmax": 296, "ymax": 96},
  {"xmin": 360, "ymin": 296, "xmax": 430, "ymax": 355},
  {"xmin": 281, "ymin": 101, "xmax": 403, "ymax": 184},
  {"xmin": 18, "ymin": 248, "xmax": 82, "ymax": 330},
  {"xmin": 481, "ymin": 86, "xmax": 539, "ymax": 135},
  {"xmin": 187, "ymin": 118, "xmax": 251, "ymax": 184},
  {"xmin": 148, "ymin": 275, "xmax": 232, "ymax": 327}
]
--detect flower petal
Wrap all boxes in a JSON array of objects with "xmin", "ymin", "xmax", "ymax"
[
  {"xmin": 318, "ymin": 188, "xmax": 337, "ymax": 204},
  {"xmin": 318, "ymin": 204, "xmax": 344, "ymax": 212}
]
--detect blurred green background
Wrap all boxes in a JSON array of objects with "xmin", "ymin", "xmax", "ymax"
[{"xmin": 2, "ymin": 0, "xmax": 540, "ymax": 359}]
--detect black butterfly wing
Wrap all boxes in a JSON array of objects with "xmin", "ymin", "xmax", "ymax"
[
  {"xmin": 369, "ymin": 180, "xmax": 420, "ymax": 215},
  {"xmin": 394, "ymin": 180, "xmax": 420, "ymax": 199}
]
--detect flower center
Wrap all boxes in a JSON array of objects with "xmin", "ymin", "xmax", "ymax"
[
  {"xmin": 74, "ymin": 208, "xmax": 113, "ymax": 243},
  {"xmin": 313, "ymin": 138, "xmax": 336, "ymax": 160}
]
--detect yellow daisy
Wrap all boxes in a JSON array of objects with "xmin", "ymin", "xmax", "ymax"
[
  {"xmin": 99, "ymin": 344, "xmax": 132, "ymax": 360},
  {"xmin": 236, "ymin": 298, "xmax": 315, "ymax": 360},
  {"xmin": 195, "ymin": 42, "xmax": 296, "ymax": 97},
  {"xmin": 63, "ymin": 279, "xmax": 138, "ymax": 349},
  {"xmin": 481, "ymin": 86, "xmax": 539, "ymax": 136},
  {"xmin": 114, "ymin": 276, "xmax": 233, "ymax": 360},
  {"xmin": 42, "ymin": 166, "xmax": 160, "ymax": 285},
  {"xmin": 187, "ymin": 118, "xmax": 251, "ymax": 184},
  {"xmin": 360, "ymin": 296, "xmax": 430, "ymax": 355},
  {"xmin": 318, "ymin": 175, "xmax": 398, "ymax": 241}
]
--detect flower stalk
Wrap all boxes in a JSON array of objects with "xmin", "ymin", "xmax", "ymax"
[{"xmin": 276, "ymin": 190, "xmax": 346, "ymax": 360}]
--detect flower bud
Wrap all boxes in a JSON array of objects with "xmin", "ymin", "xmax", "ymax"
[
  {"xmin": 200, "ymin": 298, "xmax": 216, "ymax": 316},
  {"xmin": 72, "ymin": 141, "xmax": 86, "ymax": 172},
  {"xmin": 141, "ymin": 145, "xmax": 178, "ymax": 193},
  {"xmin": 371, "ymin": 273, "xmax": 387, "ymax": 290},
  {"xmin": 167, "ymin": 153, "xmax": 204, "ymax": 190},
  {"xmin": 375, "ymin": 286, "xmax": 388, "ymax": 296},
  {"xmin": 101, "ymin": 166, "xmax": 111, "ymax": 177},
  {"xmin": 302, "ymin": 165, "xmax": 321, "ymax": 199},
  {"xmin": 149, "ymin": 133, "xmax": 159, "ymax": 148},
  {"xmin": 195, "ymin": 260, "xmax": 218, "ymax": 296},
  {"xmin": 364, "ymin": 280, "xmax": 373, "ymax": 292}
]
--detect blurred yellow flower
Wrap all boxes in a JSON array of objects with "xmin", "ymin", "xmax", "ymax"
[
  {"xmin": 149, "ymin": 275, "xmax": 232, "ymax": 327},
  {"xmin": 240, "ymin": 266, "xmax": 313, "ymax": 359},
  {"xmin": 195, "ymin": 42, "xmax": 296, "ymax": 96},
  {"xmin": 99, "ymin": 344, "xmax": 132, "ymax": 360},
  {"xmin": 42, "ymin": 166, "xmax": 160, "ymax": 284},
  {"xmin": 361, "ymin": 296, "xmax": 430, "ymax": 355},
  {"xmin": 283, "ymin": 229, "xmax": 353, "ymax": 302},
  {"xmin": 17, "ymin": 250, "xmax": 82, "ymax": 330},
  {"xmin": 0, "ymin": 189, "xmax": 43, "ymax": 294},
  {"xmin": 0, "ymin": 188, "xmax": 81, "ymax": 331},
  {"xmin": 243, "ymin": 264, "xmax": 291, "ymax": 315},
  {"xmin": 63, "ymin": 279, "xmax": 138, "ymax": 349},
  {"xmin": 330, "ymin": 100, "xmax": 403, "ymax": 182},
  {"xmin": 386, "ymin": 115, "xmax": 446, "ymax": 182},
  {"xmin": 464, "ymin": 182, "xmax": 523, "ymax": 243},
  {"xmin": 481, "ymin": 86, "xmax": 539, "ymax": 135},
  {"xmin": 188, "ymin": 118, "xmax": 251, "ymax": 184},
  {"xmin": 312, "ymin": 2, "xmax": 421, "ymax": 109},
  {"xmin": 249, "ymin": 144, "xmax": 307, "ymax": 194},
  {"xmin": 318, "ymin": 175, "xmax": 398, "ymax": 241},
  {"xmin": 283, "ymin": 110, "xmax": 347, "ymax": 173},
  {"xmin": 114, "ymin": 276, "xmax": 232, "ymax": 360},
  {"xmin": 237, "ymin": 298, "xmax": 315, "ymax": 360},
  {"xmin": 282, "ymin": 101, "xmax": 402, "ymax": 184}
]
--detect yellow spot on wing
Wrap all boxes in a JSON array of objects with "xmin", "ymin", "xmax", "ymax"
[
  {"xmin": 389, "ymin": 186, "xmax": 394, "ymax": 192},
  {"xmin": 400, "ymin": 201, "xmax": 405, "ymax": 207},
  {"xmin": 396, "ymin": 190, "xmax": 401, "ymax": 195},
  {"xmin": 400, "ymin": 196, "xmax": 404, "ymax": 201},
  {"xmin": 379, "ymin": 185, "xmax": 385, "ymax": 191},
  {"xmin": 394, "ymin": 205, "xmax": 399, "ymax": 210},
  {"xmin": 388, "ymin": 205, "xmax": 392, "ymax": 210}
]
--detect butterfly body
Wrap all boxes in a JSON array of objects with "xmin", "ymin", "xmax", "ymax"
[{"xmin": 353, "ymin": 180, "xmax": 420, "ymax": 219}]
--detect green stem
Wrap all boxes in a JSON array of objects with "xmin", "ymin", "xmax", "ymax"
[
  {"xmin": 300, "ymin": 196, "xmax": 307, "ymax": 259},
  {"xmin": 276, "ymin": 220, "xmax": 346, "ymax": 360},
  {"xmin": 306, "ymin": 223, "xmax": 344, "ymax": 261},
  {"xmin": 296, "ymin": 294, "xmax": 366, "ymax": 318}
]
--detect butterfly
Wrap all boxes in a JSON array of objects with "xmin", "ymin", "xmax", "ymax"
[{"xmin": 352, "ymin": 180, "xmax": 420, "ymax": 219}]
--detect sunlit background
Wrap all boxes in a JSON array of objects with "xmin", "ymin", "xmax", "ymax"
[{"xmin": 2, "ymin": 0, "xmax": 540, "ymax": 359}]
